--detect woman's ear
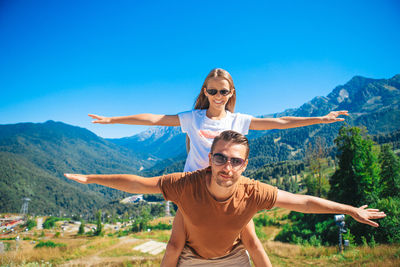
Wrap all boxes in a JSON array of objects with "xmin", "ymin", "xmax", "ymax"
[{"xmin": 203, "ymin": 87, "xmax": 208, "ymax": 96}]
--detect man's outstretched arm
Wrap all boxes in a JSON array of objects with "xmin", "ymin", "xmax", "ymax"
[
  {"xmin": 273, "ymin": 190, "xmax": 386, "ymax": 227},
  {"xmin": 64, "ymin": 173, "xmax": 161, "ymax": 194}
]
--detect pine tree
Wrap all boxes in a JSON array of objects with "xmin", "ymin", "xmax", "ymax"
[
  {"xmin": 329, "ymin": 126, "xmax": 381, "ymax": 207},
  {"xmin": 78, "ymin": 220, "xmax": 85, "ymax": 235},
  {"xmin": 379, "ymin": 144, "xmax": 400, "ymax": 198},
  {"xmin": 94, "ymin": 210, "xmax": 102, "ymax": 236},
  {"xmin": 283, "ymin": 175, "xmax": 291, "ymax": 191}
]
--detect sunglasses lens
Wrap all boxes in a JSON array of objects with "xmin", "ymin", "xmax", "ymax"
[
  {"xmin": 206, "ymin": 89, "xmax": 218, "ymax": 95},
  {"xmin": 230, "ymin": 158, "xmax": 244, "ymax": 167},
  {"xmin": 220, "ymin": 89, "xmax": 230, "ymax": 96},
  {"xmin": 213, "ymin": 153, "xmax": 227, "ymax": 165}
]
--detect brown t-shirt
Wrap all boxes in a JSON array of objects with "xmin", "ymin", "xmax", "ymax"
[{"xmin": 159, "ymin": 167, "xmax": 278, "ymax": 259}]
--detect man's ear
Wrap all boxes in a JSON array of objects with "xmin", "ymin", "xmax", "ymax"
[
  {"xmin": 243, "ymin": 159, "xmax": 249, "ymax": 170},
  {"xmin": 208, "ymin": 153, "xmax": 212, "ymax": 166}
]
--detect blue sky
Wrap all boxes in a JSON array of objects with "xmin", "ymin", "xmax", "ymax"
[{"xmin": 1, "ymin": 0, "xmax": 399, "ymax": 138}]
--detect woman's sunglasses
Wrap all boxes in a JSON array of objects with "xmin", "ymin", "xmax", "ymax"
[
  {"xmin": 211, "ymin": 153, "xmax": 245, "ymax": 169},
  {"xmin": 206, "ymin": 88, "xmax": 231, "ymax": 96}
]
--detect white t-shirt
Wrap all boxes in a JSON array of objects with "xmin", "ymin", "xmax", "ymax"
[{"xmin": 178, "ymin": 109, "xmax": 253, "ymax": 172}]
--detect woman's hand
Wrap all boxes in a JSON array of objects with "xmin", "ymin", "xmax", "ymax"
[
  {"xmin": 88, "ymin": 114, "xmax": 112, "ymax": 124},
  {"xmin": 349, "ymin": 205, "xmax": 386, "ymax": 227},
  {"xmin": 321, "ymin": 110, "xmax": 349, "ymax": 123}
]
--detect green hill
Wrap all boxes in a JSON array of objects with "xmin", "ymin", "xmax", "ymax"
[{"xmin": 0, "ymin": 121, "xmax": 152, "ymax": 215}]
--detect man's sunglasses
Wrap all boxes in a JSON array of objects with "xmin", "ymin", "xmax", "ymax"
[
  {"xmin": 211, "ymin": 153, "xmax": 245, "ymax": 168},
  {"xmin": 206, "ymin": 88, "xmax": 231, "ymax": 96}
]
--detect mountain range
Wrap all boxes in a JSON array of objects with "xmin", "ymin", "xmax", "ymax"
[
  {"xmin": 0, "ymin": 73, "xmax": 399, "ymax": 214},
  {"xmin": 110, "ymin": 73, "xmax": 400, "ymax": 170}
]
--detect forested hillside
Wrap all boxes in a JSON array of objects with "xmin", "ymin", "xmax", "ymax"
[{"xmin": 0, "ymin": 121, "xmax": 151, "ymax": 215}]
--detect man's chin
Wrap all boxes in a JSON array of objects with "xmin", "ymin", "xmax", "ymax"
[{"xmin": 216, "ymin": 178, "xmax": 234, "ymax": 187}]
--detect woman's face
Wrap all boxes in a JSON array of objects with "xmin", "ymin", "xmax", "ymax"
[{"xmin": 204, "ymin": 78, "xmax": 234, "ymax": 110}]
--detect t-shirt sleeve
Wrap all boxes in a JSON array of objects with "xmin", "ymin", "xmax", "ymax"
[
  {"xmin": 158, "ymin": 172, "xmax": 187, "ymax": 203},
  {"xmin": 178, "ymin": 110, "xmax": 193, "ymax": 133},
  {"xmin": 255, "ymin": 181, "xmax": 278, "ymax": 210},
  {"xmin": 234, "ymin": 113, "xmax": 253, "ymax": 135}
]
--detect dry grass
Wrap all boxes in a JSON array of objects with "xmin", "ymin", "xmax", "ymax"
[
  {"xmin": 132, "ymin": 230, "xmax": 171, "ymax": 243},
  {"xmin": 1, "ymin": 241, "xmax": 64, "ymax": 266},
  {"xmin": 264, "ymin": 241, "xmax": 400, "ymax": 267},
  {"xmin": 150, "ymin": 216, "xmax": 174, "ymax": 225},
  {"xmin": 0, "ymin": 237, "xmax": 89, "ymax": 266},
  {"xmin": 265, "ymin": 241, "xmax": 302, "ymax": 258},
  {"xmin": 0, "ymin": 235, "xmax": 128, "ymax": 266},
  {"xmin": 2, "ymin": 237, "xmax": 399, "ymax": 267},
  {"xmin": 1, "ymin": 218, "xmax": 399, "ymax": 267}
]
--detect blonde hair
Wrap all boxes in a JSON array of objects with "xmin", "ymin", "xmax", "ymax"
[{"xmin": 194, "ymin": 68, "xmax": 237, "ymax": 112}]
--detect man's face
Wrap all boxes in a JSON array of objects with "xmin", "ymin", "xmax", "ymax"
[{"xmin": 208, "ymin": 140, "xmax": 248, "ymax": 188}]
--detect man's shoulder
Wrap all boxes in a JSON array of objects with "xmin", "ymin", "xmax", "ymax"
[
  {"xmin": 238, "ymin": 176, "xmax": 275, "ymax": 192},
  {"xmin": 184, "ymin": 167, "xmax": 208, "ymax": 183},
  {"xmin": 238, "ymin": 176, "xmax": 278, "ymax": 209},
  {"xmin": 162, "ymin": 167, "xmax": 209, "ymax": 183}
]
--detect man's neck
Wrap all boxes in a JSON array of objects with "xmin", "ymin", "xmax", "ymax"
[{"xmin": 206, "ymin": 172, "xmax": 237, "ymax": 202}]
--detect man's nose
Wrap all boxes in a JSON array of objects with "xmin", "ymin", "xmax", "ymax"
[{"xmin": 222, "ymin": 161, "xmax": 233, "ymax": 171}]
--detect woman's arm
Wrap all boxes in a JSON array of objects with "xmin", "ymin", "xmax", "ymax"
[
  {"xmin": 274, "ymin": 190, "xmax": 386, "ymax": 227},
  {"xmin": 64, "ymin": 173, "xmax": 161, "ymax": 194},
  {"xmin": 88, "ymin": 114, "xmax": 180, "ymax": 126},
  {"xmin": 249, "ymin": 110, "xmax": 348, "ymax": 130},
  {"xmin": 185, "ymin": 135, "xmax": 190, "ymax": 154}
]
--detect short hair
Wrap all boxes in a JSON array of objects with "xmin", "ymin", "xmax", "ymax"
[{"xmin": 211, "ymin": 130, "xmax": 250, "ymax": 159}]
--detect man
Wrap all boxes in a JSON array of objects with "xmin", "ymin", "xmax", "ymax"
[{"xmin": 65, "ymin": 130, "xmax": 386, "ymax": 266}]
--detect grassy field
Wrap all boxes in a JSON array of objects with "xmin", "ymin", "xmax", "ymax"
[
  {"xmin": 1, "ymin": 211, "xmax": 399, "ymax": 266},
  {"xmin": 263, "ymin": 235, "xmax": 400, "ymax": 266}
]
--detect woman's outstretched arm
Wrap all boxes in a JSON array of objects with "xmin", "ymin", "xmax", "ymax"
[
  {"xmin": 88, "ymin": 114, "xmax": 180, "ymax": 126},
  {"xmin": 249, "ymin": 110, "xmax": 348, "ymax": 130}
]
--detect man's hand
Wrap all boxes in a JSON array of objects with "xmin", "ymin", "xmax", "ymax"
[
  {"xmin": 274, "ymin": 190, "xmax": 386, "ymax": 227},
  {"xmin": 350, "ymin": 205, "xmax": 386, "ymax": 227},
  {"xmin": 321, "ymin": 110, "xmax": 349, "ymax": 123},
  {"xmin": 88, "ymin": 114, "xmax": 112, "ymax": 124},
  {"xmin": 64, "ymin": 173, "xmax": 90, "ymax": 184}
]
